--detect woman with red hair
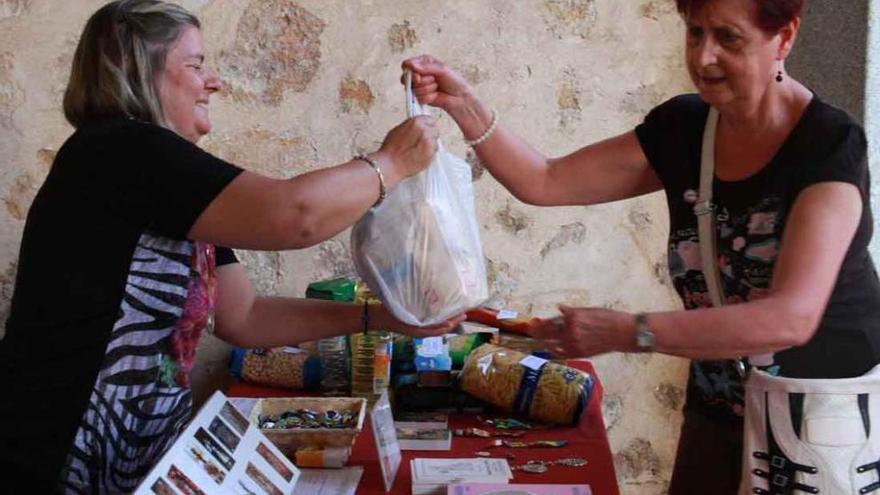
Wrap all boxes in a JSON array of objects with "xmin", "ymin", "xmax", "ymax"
[{"xmin": 405, "ymin": 0, "xmax": 880, "ymax": 492}]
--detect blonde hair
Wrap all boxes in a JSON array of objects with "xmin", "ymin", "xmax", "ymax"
[{"xmin": 63, "ymin": 0, "xmax": 200, "ymax": 128}]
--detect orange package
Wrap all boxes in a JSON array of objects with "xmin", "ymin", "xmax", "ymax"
[{"xmin": 465, "ymin": 307, "xmax": 542, "ymax": 336}]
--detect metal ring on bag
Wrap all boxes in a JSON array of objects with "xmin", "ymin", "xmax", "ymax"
[{"xmin": 735, "ymin": 359, "xmax": 747, "ymax": 378}]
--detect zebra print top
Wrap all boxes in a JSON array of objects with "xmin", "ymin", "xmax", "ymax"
[
  {"xmin": 58, "ymin": 235, "xmax": 219, "ymax": 493},
  {"xmin": 0, "ymin": 117, "xmax": 242, "ymax": 493}
]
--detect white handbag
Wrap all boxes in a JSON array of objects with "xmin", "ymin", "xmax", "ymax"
[
  {"xmin": 740, "ymin": 367, "xmax": 880, "ymax": 494},
  {"xmin": 696, "ymin": 107, "xmax": 880, "ymax": 495}
]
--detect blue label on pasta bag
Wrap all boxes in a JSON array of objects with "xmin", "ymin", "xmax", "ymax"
[
  {"xmin": 513, "ymin": 365, "xmax": 545, "ymax": 417},
  {"xmin": 570, "ymin": 372, "xmax": 595, "ymax": 426}
]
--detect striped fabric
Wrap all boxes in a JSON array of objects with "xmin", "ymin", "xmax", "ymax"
[{"xmin": 58, "ymin": 233, "xmax": 216, "ymax": 494}]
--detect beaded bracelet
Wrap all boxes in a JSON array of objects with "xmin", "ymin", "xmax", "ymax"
[
  {"xmin": 463, "ymin": 108, "xmax": 499, "ymax": 148},
  {"xmin": 354, "ymin": 154, "xmax": 387, "ymax": 208}
]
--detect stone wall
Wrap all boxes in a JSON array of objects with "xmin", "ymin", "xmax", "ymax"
[
  {"xmin": 0, "ymin": 1, "xmax": 695, "ymax": 492},
  {"xmin": 871, "ymin": 1, "xmax": 880, "ymax": 261}
]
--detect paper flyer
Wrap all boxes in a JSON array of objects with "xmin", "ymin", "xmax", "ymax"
[
  {"xmin": 292, "ymin": 466, "xmax": 364, "ymax": 495},
  {"xmin": 135, "ymin": 391, "xmax": 300, "ymax": 495},
  {"xmin": 370, "ymin": 390, "xmax": 402, "ymax": 492}
]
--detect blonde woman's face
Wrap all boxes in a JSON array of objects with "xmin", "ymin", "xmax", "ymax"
[{"xmin": 158, "ymin": 25, "xmax": 221, "ymax": 143}]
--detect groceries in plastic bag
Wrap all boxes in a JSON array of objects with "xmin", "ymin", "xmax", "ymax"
[{"xmin": 351, "ymin": 72, "xmax": 488, "ymax": 326}]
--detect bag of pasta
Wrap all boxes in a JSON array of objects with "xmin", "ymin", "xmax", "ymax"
[
  {"xmin": 350, "ymin": 71, "xmax": 488, "ymax": 326},
  {"xmin": 460, "ymin": 344, "xmax": 594, "ymax": 426}
]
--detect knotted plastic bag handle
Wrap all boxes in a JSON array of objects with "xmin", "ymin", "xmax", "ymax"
[{"xmin": 404, "ymin": 69, "xmax": 429, "ymax": 118}]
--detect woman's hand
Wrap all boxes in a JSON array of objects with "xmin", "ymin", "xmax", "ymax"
[
  {"xmin": 373, "ymin": 304, "xmax": 466, "ymax": 338},
  {"xmin": 529, "ymin": 306, "xmax": 636, "ymax": 358},
  {"xmin": 372, "ymin": 115, "xmax": 439, "ymax": 184},
  {"xmin": 402, "ymin": 54, "xmax": 493, "ymax": 141},
  {"xmin": 402, "ymin": 54, "xmax": 474, "ymax": 113}
]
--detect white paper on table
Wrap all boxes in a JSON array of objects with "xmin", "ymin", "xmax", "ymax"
[
  {"xmin": 411, "ymin": 457, "xmax": 511, "ymax": 482},
  {"xmin": 292, "ymin": 466, "xmax": 363, "ymax": 495},
  {"xmin": 134, "ymin": 391, "xmax": 300, "ymax": 495},
  {"xmin": 370, "ymin": 390, "xmax": 402, "ymax": 491}
]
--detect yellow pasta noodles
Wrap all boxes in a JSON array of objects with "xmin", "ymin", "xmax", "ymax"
[{"xmin": 460, "ymin": 344, "xmax": 594, "ymax": 426}]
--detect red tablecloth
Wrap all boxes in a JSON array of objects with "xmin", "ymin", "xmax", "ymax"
[{"xmin": 227, "ymin": 360, "xmax": 619, "ymax": 495}]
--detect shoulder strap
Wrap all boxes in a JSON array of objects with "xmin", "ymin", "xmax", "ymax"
[
  {"xmin": 695, "ymin": 107, "xmax": 774, "ymax": 367},
  {"xmin": 696, "ymin": 107, "xmax": 725, "ymax": 307}
]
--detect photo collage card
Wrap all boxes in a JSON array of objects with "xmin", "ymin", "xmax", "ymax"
[{"xmin": 135, "ymin": 391, "xmax": 300, "ymax": 495}]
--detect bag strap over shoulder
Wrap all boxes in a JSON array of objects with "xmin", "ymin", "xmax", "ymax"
[
  {"xmin": 696, "ymin": 107, "xmax": 774, "ymax": 368},
  {"xmin": 696, "ymin": 108, "xmax": 725, "ymax": 307}
]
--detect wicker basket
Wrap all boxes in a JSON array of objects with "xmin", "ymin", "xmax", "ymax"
[{"xmin": 248, "ymin": 397, "xmax": 367, "ymax": 457}]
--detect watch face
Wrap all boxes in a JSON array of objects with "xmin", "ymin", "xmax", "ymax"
[
  {"xmin": 636, "ymin": 330, "xmax": 654, "ymax": 349},
  {"xmin": 634, "ymin": 314, "xmax": 654, "ymax": 350}
]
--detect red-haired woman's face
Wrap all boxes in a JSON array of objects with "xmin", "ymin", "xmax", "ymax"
[{"xmin": 684, "ymin": 0, "xmax": 784, "ymax": 109}]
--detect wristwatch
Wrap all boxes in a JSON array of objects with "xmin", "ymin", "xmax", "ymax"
[{"xmin": 634, "ymin": 313, "xmax": 655, "ymax": 352}]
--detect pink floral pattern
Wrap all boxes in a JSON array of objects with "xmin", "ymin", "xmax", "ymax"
[{"xmin": 162, "ymin": 242, "xmax": 217, "ymax": 387}]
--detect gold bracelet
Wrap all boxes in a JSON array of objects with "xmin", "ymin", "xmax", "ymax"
[{"xmin": 354, "ymin": 154, "xmax": 386, "ymax": 208}]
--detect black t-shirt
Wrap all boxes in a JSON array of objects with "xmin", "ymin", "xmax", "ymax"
[
  {"xmin": 636, "ymin": 94, "xmax": 880, "ymax": 417},
  {"xmin": 0, "ymin": 117, "xmax": 243, "ymax": 491}
]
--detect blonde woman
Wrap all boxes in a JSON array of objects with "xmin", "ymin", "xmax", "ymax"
[{"xmin": 0, "ymin": 0, "xmax": 462, "ymax": 492}]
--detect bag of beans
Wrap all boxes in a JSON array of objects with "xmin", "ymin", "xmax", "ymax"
[{"xmin": 229, "ymin": 347, "xmax": 322, "ymax": 390}]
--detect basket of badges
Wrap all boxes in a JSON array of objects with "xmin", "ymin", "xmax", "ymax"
[{"xmin": 248, "ymin": 397, "xmax": 367, "ymax": 458}]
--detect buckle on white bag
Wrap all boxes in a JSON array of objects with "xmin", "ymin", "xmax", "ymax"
[
  {"xmin": 693, "ymin": 200, "xmax": 715, "ymax": 216},
  {"xmin": 734, "ymin": 358, "xmax": 747, "ymax": 377}
]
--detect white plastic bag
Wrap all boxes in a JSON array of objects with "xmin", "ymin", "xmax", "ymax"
[{"xmin": 350, "ymin": 72, "xmax": 488, "ymax": 326}]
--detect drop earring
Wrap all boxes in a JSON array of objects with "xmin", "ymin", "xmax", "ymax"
[{"xmin": 776, "ymin": 61, "xmax": 784, "ymax": 83}]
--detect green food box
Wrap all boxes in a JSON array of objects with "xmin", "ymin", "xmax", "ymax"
[{"xmin": 305, "ymin": 277, "xmax": 357, "ymax": 302}]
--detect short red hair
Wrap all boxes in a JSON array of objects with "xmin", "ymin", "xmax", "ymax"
[{"xmin": 675, "ymin": 0, "xmax": 805, "ymax": 33}]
